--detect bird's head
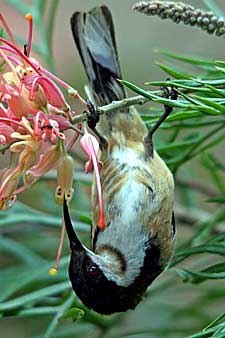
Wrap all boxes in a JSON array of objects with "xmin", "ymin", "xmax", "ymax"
[{"xmin": 63, "ymin": 199, "xmax": 162, "ymax": 314}]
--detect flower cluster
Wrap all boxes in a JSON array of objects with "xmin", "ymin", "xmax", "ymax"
[
  {"xmin": 0, "ymin": 14, "xmax": 105, "ymax": 273},
  {"xmin": 133, "ymin": 1, "xmax": 225, "ymax": 36}
]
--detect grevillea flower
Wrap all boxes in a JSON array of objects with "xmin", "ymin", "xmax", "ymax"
[
  {"xmin": 0, "ymin": 13, "xmax": 86, "ymax": 207},
  {"xmin": 0, "ymin": 123, "xmax": 15, "ymax": 144},
  {"xmin": 24, "ymin": 144, "xmax": 60, "ymax": 186},
  {"xmin": 0, "ymin": 168, "xmax": 19, "ymax": 210},
  {"xmin": 80, "ymin": 131, "xmax": 105, "ymax": 229},
  {"xmin": 0, "ymin": 13, "xmax": 106, "ymax": 274}
]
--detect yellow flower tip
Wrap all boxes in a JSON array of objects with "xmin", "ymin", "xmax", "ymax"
[
  {"xmin": 55, "ymin": 185, "xmax": 63, "ymax": 205},
  {"xmin": 25, "ymin": 13, "xmax": 32, "ymax": 21},
  {"xmin": 49, "ymin": 267, "xmax": 58, "ymax": 276},
  {"xmin": 55, "ymin": 186, "xmax": 74, "ymax": 205}
]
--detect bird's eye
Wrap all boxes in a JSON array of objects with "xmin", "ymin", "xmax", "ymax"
[{"xmin": 87, "ymin": 265, "xmax": 99, "ymax": 277}]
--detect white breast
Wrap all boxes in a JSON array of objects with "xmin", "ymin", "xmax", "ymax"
[{"xmin": 94, "ymin": 146, "xmax": 158, "ymax": 287}]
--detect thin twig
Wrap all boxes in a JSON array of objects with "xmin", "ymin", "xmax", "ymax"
[
  {"xmin": 71, "ymin": 92, "xmax": 155, "ymax": 125},
  {"xmin": 100, "ymin": 94, "xmax": 150, "ymax": 113}
]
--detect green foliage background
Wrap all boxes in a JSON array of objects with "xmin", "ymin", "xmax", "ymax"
[{"xmin": 1, "ymin": 0, "xmax": 225, "ymax": 337}]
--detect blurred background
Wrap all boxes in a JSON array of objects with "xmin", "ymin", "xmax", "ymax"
[
  {"xmin": 2, "ymin": 0, "xmax": 225, "ymax": 92},
  {"xmin": 1, "ymin": 1, "xmax": 225, "ymax": 338}
]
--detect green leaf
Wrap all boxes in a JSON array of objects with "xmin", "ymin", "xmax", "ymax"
[
  {"xmin": 60, "ymin": 307, "xmax": 84, "ymax": 322},
  {"xmin": 0, "ymin": 201, "xmax": 89, "ymax": 232},
  {"xmin": 0, "ymin": 281, "xmax": 70, "ymax": 312},
  {"xmin": 120, "ymin": 80, "xmax": 189, "ymax": 108},
  {"xmin": 166, "ymin": 111, "xmax": 203, "ymax": 122},
  {"xmin": 206, "ymin": 196, "xmax": 225, "ymax": 203},
  {"xmin": 43, "ymin": 293, "xmax": 76, "ymax": 338},
  {"xmin": 0, "ymin": 236, "xmax": 45, "ymax": 265},
  {"xmin": 175, "ymin": 267, "xmax": 225, "ymax": 283},
  {"xmin": 191, "ymin": 95, "xmax": 225, "ymax": 114},
  {"xmin": 155, "ymin": 61, "xmax": 192, "ymax": 79},
  {"xmin": 205, "ymin": 84, "xmax": 225, "ymax": 98},
  {"xmin": 155, "ymin": 49, "xmax": 215, "ymax": 68},
  {"xmin": 203, "ymin": 312, "xmax": 225, "ymax": 332},
  {"xmin": 147, "ymin": 79, "xmax": 203, "ymax": 88}
]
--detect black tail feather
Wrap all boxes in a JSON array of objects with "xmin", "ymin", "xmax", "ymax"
[{"xmin": 70, "ymin": 6, "xmax": 126, "ymax": 106}]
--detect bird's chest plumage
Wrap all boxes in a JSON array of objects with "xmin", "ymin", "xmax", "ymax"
[{"xmin": 91, "ymin": 143, "xmax": 175, "ymax": 280}]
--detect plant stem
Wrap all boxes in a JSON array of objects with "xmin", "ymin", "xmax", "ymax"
[{"xmin": 43, "ymin": 292, "xmax": 75, "ymax": 338}]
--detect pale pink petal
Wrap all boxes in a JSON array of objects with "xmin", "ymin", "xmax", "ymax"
[
  {"xmin": 0, "ymin": 167, "xmax": 20, "ymax": 199},
  {"xmin": 24, "ymin": 145, "xmax": 59, "ymax": 185},
  {"xmin": 30, "ymin": 76, "xmax": 66, "ymax": 109},
  {"xmin": 0, "ymin": 104, "xmax": 8, "ymax": 117},
  {"xmin": 0, "ymin": 135, "xmax": 6, "ymax": 144},
  {"xmin": 80, "ymin": 133, "xmax": 105, "ymax": 229},
  {"xmin": 0, "ymin": 123, "xmax": 15, "ymax": 143},
  {"xmin": 85, "ymin": 159, "xmax": 93, "ymax": 173},
  {"xmin": 49, "ymin": 119, "xmax": 65, "ymax": 140},
  {"xmin": 48, "ymin": 114, "xmax": 70, "ymax": 131},
  {"xmin": 80, "ymin": 133, "xmax": 99, "ymax": 159}
]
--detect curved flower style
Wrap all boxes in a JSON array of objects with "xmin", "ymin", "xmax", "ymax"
[
  {"xmin": 80, "ymin": 132, "xmax": 105, "ymax": 229},
  {"xmin": 0, "ymin": 13, "xmax": 106, "ymax": 273}
]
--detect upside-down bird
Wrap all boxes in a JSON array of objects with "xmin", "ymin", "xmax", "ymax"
[{"xmin": 63, "ymin": 5, "xmax": 176, "ymax": 314}]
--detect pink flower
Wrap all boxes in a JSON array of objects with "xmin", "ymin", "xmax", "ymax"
[
  {"xmin": 24, "ymin": 144, "xmax": 59, "ymax": 186},
  {"xmin": 80, "ymin": 132, "xmax": 105, "ymax": 229},
  {"xmin": 0, "ymin": 168, "xmax": 19, "ymax": 210},
  {"xmin": 29, "ymin": 76, "xmax": 67, "ymax": 110},
  {"xmin": 0, "ymin": 123, "xmax": 15, "ymax": 144},
  {"xmin": 39, "ymin": 113, "xmax": 65, "ymax": 143}
]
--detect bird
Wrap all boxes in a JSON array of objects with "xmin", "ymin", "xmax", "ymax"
[{"xmin": 63, "ymin": 4, "xmax": 176, "ymax": 315}]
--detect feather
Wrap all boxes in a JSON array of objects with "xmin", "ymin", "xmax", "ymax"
[{"xmin": 71, "ymin": 6, "xmax": 126, "ymax": 106}]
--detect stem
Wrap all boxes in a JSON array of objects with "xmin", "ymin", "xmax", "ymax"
[
  {"xmin": 43, "ymin": 292, "xmax": 75, "ymax": 338},
  {"xmin": 100, "ymin": 94, "xmax": 150, "ymax": 113},
  {"xmin": 71, "ymin": 94, "xmax": 154, "ymax": 125},
  {"xmin": 49, "ymin": 215, "xmax": 65, "ymax": 275}
]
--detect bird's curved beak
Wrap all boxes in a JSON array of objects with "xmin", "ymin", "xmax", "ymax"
[{"xmin": 63, "ymin": 198, "xmax": 84, "ymax": 252}]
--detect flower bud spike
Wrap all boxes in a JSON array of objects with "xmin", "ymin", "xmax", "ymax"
[
  {"xmin": 25, "ymin": 13, "xmax": 33, "ymax": 57},
  {"xmin": 133, "ymin": 1, "xmax": 225, "ymax": 37}
]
